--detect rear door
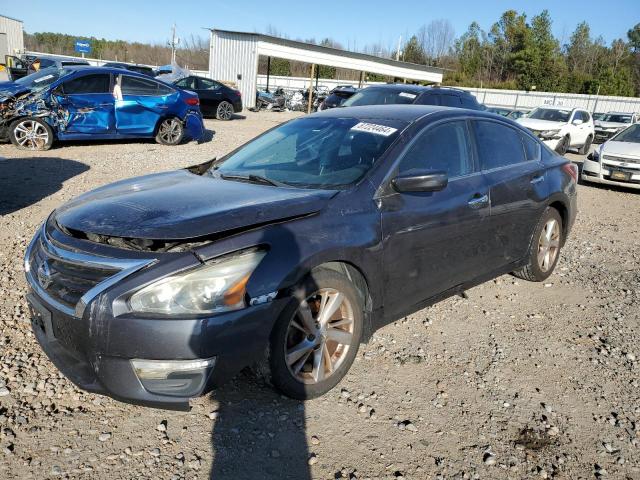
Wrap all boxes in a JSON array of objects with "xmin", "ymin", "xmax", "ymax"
[
  {"xmin": 115, "ymin": 74, "xmax": 178, "ymax": 135},
  {"xmin": 472, "ymin": 119, "xmax": 547, "ymax": 268},
  {"xmin": 380, "ymin": 119, "xmax": 492, "ymax": 319},
  {"xmin": 196, "ymin": 77, "xmax": 225, "ymax": 115},
  {"xmin": 55, "ymin": 73, "xmax": 114, "ymax": 134}
]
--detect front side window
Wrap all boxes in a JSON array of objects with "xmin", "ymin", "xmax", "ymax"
[
  {"xmin": 342, "ymin": 88, "xmax": 417, "ymax": 106},
  {"xmin": 474, "ymin": 120, "xmax": 526, "ymax": 170},
  {"xmin": 399, "ymin": 121, "xmax": 474, "ymax": 178},
  {"xmin": 214, "ymin": 117, "xmax": 404, "ymax": 188},
  {"xmin": 528, "ymin": 108, "xmax": 571, "ymax": 123},
  {"xmin": 62, "ymin": 74, "xmax": 111, "ymax": 94}
]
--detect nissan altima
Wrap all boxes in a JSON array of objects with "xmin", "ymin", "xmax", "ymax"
[{"xmin": 24, "ymin": 105, "xmax": 577, "ymax": 409}]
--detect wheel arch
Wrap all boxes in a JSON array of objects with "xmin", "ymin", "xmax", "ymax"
[{"xmin": 547, "ymin": 199, "xmax": 569, "ymax": 245}]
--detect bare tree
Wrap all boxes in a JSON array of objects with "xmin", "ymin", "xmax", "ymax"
[{"xmin": 418, "ymin": 19, "xmax": 455, "ymax": 63}]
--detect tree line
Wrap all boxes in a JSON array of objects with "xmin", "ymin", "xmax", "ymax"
[{"xmin": 23, "ymin": 11, "xmax": 640, "ymax": 97}]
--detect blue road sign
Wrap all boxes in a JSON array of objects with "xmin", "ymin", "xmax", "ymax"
[{"xmin": 74, "ymin": 40, "xmax": 91, "ymax": 54}]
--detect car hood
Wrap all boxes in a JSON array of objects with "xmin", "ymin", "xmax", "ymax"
[
  {"xmin": 0, "ymin": 82, "xmax": 29, "ymax": 98},
  {"xmin": 54, "ymin": 170, "xmax": 337, "ymax": 240},
  {"xmin": 516, "ymin": 118, "xmax": 565, "ymax": 130},
  {"xmin": 601, "ymin": 141, "xmax": 640, "ymax": 159},
  {"xmin": 595, "ymin": 121, "xmax": 629, "ymax": 129}
]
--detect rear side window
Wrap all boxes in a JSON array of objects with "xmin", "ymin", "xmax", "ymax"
[
  {"xmin": 399, "ymin": 121, "xmax": 474, "ymax": 178},
  {"xmin": 439, "ymin": 94, "xmax": 462, "ymax": 107},
  {"xmin": 38, "ymin": 58, "xmax": 55, "ymax": 68},
  {"xmin": 461, "ymin": 95, "xmax": 479, "ymax": 109},
  {"xmin": 474, "ymin": 121, "xmax": 526, "ymax": 170},
  {"xmin": 175, "ymin": 77, "xmax": 196, "ymax": 90},
  {"xmin": 62, "ymin": 74, "xmax": 111, "ymax": 94},
  {"xmin": 121, "ymin": 76, "xmax": 172, "ymax": 96},
  {"xmin": 520, "ymin": 133, "xmax": 541, "ymax": 161},
  {"xmin": 197, "ymin": 78, "xmax": 222, "ymax": 90}
]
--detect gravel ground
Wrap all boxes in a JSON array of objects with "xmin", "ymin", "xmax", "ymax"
[{"xmin": 1, "ymin": 111, "xmax": 639, "ymax": 480}]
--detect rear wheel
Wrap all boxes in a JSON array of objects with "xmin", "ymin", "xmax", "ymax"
[
  {"xmin": 155, "ymin": 117, "xmax": 184, "ymax": 145},
  {"xmin": 555, "ymin": 136, "xmax": 569, "ymax": 156},
  {"xmin": 269, "ymin": 269, "xmax": 363, "ymax": 400},
  {"xmin": 513, "ymin": 207, "xmax": 563, "ymax": 282},
  {"xmin": 9, "ymin": 118, "xmax": 53, "ymax": 151},
  {"xmin": 579, "ymin": 134, "xmax": 593, "ymax": 155},
  {"xmin": 216, "ymin": 101, "xmax": 234, "ymax": 120}
]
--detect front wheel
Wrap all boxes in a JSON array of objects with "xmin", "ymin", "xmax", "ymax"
[
  {"xmin": 155, "ymin": 117, "xmax": 184, "ymax": 145},
  {"xmin": 268, "ymin": 269, "xmax": 363, "ymax": 400},
  {"xmin": 513, "ymin": 207, "xmax": 563, "ymax": 282},
  {"xmin": 579, "ymin": 135, "xmax": 593, "ymax": 155},
  {"xmin": 555, "ymin": 136, "xmax": 569, "ymax": 156},
  {"xmin": 9, "ymin": 118, "xmax": 54, "ymax": 151}
]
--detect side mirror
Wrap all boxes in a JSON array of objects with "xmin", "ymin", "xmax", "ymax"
[
  {"xmin": 392, "ymin": 171, "xmax": 448, "ymax": 193},
  {"xmin": 572, "ymin": 118, "xmax": 583, "ymax": 126},
  {"xmin": 587, "ymin": 153, "xmax": 593, "ymax": 160}
]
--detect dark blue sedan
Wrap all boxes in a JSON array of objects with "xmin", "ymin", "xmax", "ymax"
[
  {"xmin": 0, "ymin": 66, "xmax": 204, "ymax": 150},
  {"xmin": 24, "ymin": 105, "xmax": 577, "ymax": 408}
]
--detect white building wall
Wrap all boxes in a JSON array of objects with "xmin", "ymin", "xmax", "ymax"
[{"xmin": 0, "ymin": 15, "xmax": 24, "ymax": 58}]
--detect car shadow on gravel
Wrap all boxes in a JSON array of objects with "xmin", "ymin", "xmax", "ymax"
[
  {"xmin": 206, "ymin": 375, "xmax": 311, "ymax": 480},
  {"xmin": 0, "ymin": 157, "xmax": 89, "ymax": 215}
]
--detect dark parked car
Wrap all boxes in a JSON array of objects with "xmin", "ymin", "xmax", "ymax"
[
  {"xmin": 317, "ymin": 86, "xmax": 358, "ymax": 111},
  {"xmin": 25, "ymin": 105, "xmax": 577, "ymax": 409},
  {"xmin": 102, "ymin": 62, "xmax": 156, "ymax": 77},
  {"xmin": 0, "ymin": 66, "xmax": 204, "ymax": 150},
  {"xmin": 342, "ymin": 84, "xmax": 484, "ymax": 110},
  {"xmin": 487, "ymin": 107, "xmax": 529, "ymax": 120},
  {"xmin": 173, "ymin": 75, "xmax": 242, "ymax": 120}
]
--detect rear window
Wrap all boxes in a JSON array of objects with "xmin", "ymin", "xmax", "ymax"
[
  {"xmin": 62, "ymin": 74, "xmax": 111, "ymax": 94},
  {"xmin": 474, "ymin": 120, "xmax": 526, "ymax": 170},
  {"xmin": 342, "ymin": 88, "xmax": 417, "ymax": 107}
]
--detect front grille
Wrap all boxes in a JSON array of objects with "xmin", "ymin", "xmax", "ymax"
[
  {"xmin": 30, "ymin": 239, "xmax": 119, "ymax": 310},
  {"xmin": 602, "ymin": 155, "xmax": 640, "ymax": 165}
]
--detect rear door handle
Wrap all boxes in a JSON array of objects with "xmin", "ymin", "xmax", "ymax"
[
  {"xmin": 530, "ymin": 175, "xmax": 544, "ymax": 185},
  {"xmin": 468, "ymin": 193, "xmax": 489, "ymax": 209}
]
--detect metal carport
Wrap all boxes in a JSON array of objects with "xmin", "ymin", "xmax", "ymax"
[{"xmin": 208, "ymin": 29, "xmax": 444, "ymax": 109}]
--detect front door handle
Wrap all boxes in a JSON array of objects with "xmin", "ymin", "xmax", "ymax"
[
  {"xmin": 468, "ymin": 193, "xmax": 489, "ymax": 209},
  {"xmin": 530, "ymin": 175, "xmax": 544, "ymax": 185}
]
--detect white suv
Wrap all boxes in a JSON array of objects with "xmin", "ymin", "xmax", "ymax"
[{"xmin": 517, "ymin": 106, "xmax": 595, "ymax": 155}]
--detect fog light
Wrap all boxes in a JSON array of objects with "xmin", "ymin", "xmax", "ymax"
[{"xmin": 131, "ymin": 358, "xmax": 216, "ymax": 397}]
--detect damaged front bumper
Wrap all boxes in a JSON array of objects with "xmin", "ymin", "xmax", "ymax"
[{"xmin": 24, "ymin": 223, "xmax": 284, "ymax": 410}]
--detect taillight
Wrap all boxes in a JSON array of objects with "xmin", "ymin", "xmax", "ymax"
[
  {"xmin": 562, "ymin": 162, "xmax": 578, "ymax": 182},
  {"xmin": 185, "ymin": 97, "xmax": 199, "ymax": 106},
  {"xmin": 235, "ymin": 90, "xmax": 241, "ymax": 97}
]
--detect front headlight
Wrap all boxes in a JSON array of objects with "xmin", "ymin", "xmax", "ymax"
[
  {"xmin": 540, "ymin": 129, "xmax": 561, "ymax": 139},
  {"xmin": 129, "ymin": 249, "xmax": 266, "ymax": 315}
]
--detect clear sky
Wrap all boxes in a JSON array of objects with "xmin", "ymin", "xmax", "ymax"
[{"xmin": 3, "ymin": 0, "xmax": 639, "ymax": 50}]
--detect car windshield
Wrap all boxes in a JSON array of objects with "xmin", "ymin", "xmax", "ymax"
[
  {"xmin": 601, "ymin": 114, "xmax": 632, "ymax": 123},
  {"xmin": 611, "ymin": 124, "xmax": 640, "ymax": 143},
  {"xmin": 528, "ymin": 108, "xmax": 571, "ymax": 122},
  {"xmin": 213, "ymin": 116, "xmax": 404, "ymax": 189},
  {"xmin": 14, "ymin": 67, "xmax": 71, "ymax": 90},
  {"xmin": 342, "ymin": 88, "xmax": 417, "ymax": 107}
]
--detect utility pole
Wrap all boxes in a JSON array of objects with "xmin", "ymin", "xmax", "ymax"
[
  {"xmin": 396, "ymin": 36, "xmax": 402, "ymax": 61},
  {"xmin": 169, "ymin": 23, "xmax": 178, "ymax": 64}
]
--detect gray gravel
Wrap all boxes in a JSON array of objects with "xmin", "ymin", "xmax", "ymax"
[{"xmin": 1, "ymin": 111, "xmax": 640, "ymax": 479}]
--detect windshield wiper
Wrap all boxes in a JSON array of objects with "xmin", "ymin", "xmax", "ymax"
[{"xmin": 219, "ymin": 172, "xmax": 285, "ymax": 187}]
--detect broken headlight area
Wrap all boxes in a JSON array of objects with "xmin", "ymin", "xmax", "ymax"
[{"xmin": 128, "ymin": 248, "xmax": 266, "ymax": 315}]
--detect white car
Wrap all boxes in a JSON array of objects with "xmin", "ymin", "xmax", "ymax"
[
  {"xmin": 517, "ymin": 106, "xmax": 595, "ymax": 155},
  {"xmin": 594, "ymin": 112, "xmax": 640, "ymax": 144},
  {"xmin": 582, "ymin": 123, "xmax": 640, "ymax": 190}
]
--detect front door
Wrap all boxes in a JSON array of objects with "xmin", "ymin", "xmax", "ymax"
[
  {"xmin": 380, "ymin": 120, "xmax": 491, "ymax": 320},
  {"xmin": 115, "ymin": 74, "xmax": 177, "ymax": 135},
  {"xmin": 55, "ymin": 73, "xmax": 114, "ymax": 134}
]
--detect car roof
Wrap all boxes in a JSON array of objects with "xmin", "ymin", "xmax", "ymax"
[
  {"xmin": 311, "ymin": 104, "xmax": 496, "ymax": 123},
  {"xmin": 62, "ymin": 65, "xmax": 164, "ymax": 81}
]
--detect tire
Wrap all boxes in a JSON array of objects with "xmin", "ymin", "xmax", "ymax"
[
  {"xmin": 555, "ymin": 136, "xmax": 569, "ymax": 156},
  {"xmin": 9, "ymin": 117, "xmax": 54, "ymax": 151},
  {"xmin": 579, "ymin": 134, "xmax": 593, "ymax": 155},
  {"xmin": 216, "ymin": 101, "xmax": 234, "ymax": 120},
  {"xmin": 513, "ymin": 207, "xmax": 563, "ymax": 282},
  {"xmin": 155, "ymin": 117, "xmax": 184, "ymax": 146},
  {"xmin": 268, "ymin": 268, "xmax": 363, "ymax": 400}
]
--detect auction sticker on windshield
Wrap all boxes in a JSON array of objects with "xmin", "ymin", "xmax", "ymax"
[{"xmin": 351, "ymin": 122, "xmax": 398, "ymax": 136}]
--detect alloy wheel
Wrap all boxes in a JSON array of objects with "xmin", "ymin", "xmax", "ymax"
[
  {"xmin": 14, "ymin": 120, "xmax": 49, "ymax": 150},
  {"xmin": 218, "ymin": 102, "xmax": 233, "ymax": 120},
  {"xmin": 158, "ymin": 118, "xmax": 182, "ymax": 144},
  {"xmin": 538, "ymin": 218, "xmax": 560, "ymax": 272},
  {"xmin": 284, "ymin": 288, "xmax": 355, "ymax": 384}
]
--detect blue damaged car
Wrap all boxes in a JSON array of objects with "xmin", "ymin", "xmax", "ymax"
[{"xmin": 0, "ymin": 66, "xmax": 204, "ymax": 150}]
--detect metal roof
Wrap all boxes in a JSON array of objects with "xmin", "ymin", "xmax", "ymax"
[{"xmin": 209, "ymin": 29, "xmax": 444, "ymax": 81}]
